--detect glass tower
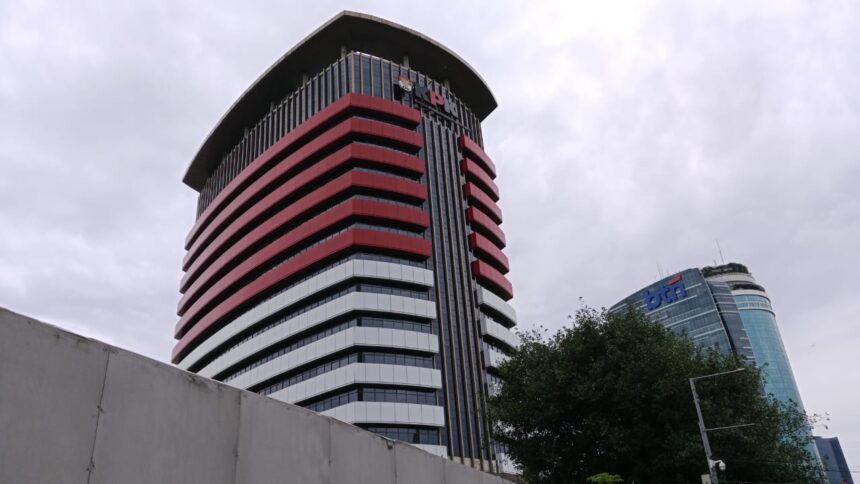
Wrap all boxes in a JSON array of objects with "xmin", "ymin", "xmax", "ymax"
[
  {"xmin": 702, "ymin": 263, "xmax": 804, "ymax": 406},
  {"xmin": 609, "ymin": 268, "xmax": 755, "ymax": 361}
]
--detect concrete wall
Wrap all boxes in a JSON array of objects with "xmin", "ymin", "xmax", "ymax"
[{"xmin": 0, "ymin": 308, "xmax": 511, "ymax": 484}]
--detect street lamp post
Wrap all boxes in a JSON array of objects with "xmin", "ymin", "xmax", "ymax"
[{"xmin": 689, "ymin": 368, "xmax": 747, "ymax": 484}]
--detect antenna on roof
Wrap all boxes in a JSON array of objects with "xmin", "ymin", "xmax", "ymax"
[
  {"xmin": 656, "ymin": 258, "xmax": 664, "ymax": 279},
  {"xmin": 715, "ymin": 239, "xmax": 726, "ymax": 265}
]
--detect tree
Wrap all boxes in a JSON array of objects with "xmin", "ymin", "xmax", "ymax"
[
  {"xmin": 489, "ymin": 307, "xmax": 823, "ymax": 483},
  {"xmin": 586, "ymin": 473, "xmax": 624, "ymax": 483}
]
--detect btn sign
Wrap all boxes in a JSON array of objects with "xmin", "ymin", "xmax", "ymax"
[{"xmin": 643, "ymin": 274, "xmax": 688, "ymax": 311}]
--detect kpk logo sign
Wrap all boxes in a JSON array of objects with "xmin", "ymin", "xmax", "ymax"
[
  {"xmin": 643, "ymin": 274, "xmax": 688, "ymax": 311},
  {"xmin": 396, "ymin": 75, "xmax": 459, "ymax": 118}
]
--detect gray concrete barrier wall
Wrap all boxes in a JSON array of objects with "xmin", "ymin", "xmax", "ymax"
[{"xmin": 0, "ymin": 308, "xmax": 511, "ymax": 484}]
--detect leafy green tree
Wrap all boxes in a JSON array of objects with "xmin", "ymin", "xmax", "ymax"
[
  {"xmin": 586, "ymin": 472, "xmax": 624, "ymax": 483},
  {"xmin": 489, "ymin": 307, "xmax": 823, "ymax": 483}
]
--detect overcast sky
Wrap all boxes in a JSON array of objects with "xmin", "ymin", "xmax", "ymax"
[{"xmin": 2, "ymin": 0, "xmax": 858, "ymax": 471}]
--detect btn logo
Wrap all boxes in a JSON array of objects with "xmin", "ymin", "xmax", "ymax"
[{"xmin": 643, "ymin": 274, "xmax": 688, "ymax": 311}]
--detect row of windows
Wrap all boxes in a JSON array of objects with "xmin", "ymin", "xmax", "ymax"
[
  {"xmin": 255, "ymin": 252, "xmax": 428, "ymax": 313},
  {"xmin": 264, "ymin": 220, "xmax": 428, "ymax": 279},
  {"xmin": 304, "ymin": 387, "xmax": 439, "ymax": 412},
  {"xmin": 354, "ymin": 194, "xmax": 425, "ymax": 210},
  {"xmin": 222, "ymin": 280, "xmax": 432, "ymax": 360},
  {"xmin": 346, "ymin": 252, "xmax": 429, "ymax": 269},
  {"xmin": 194, "ymin": 153, "xmax": 427, "ymax": 288},
  {"xmin": 364, "ymin": 426, "xmax": 443, "ymax": 446},
  {"xmin": 307, "ymin": 389, "xmax": 358, "ymax": 412},
  {"xmin": 199, "ymin": 55, "xmax": 356, "ymax": 214},
  {"xmin": 221, "ymin": 318, "xmax": 359, "ymax": 381},
  {"xmin": 734, "ymin": 294, "xmax": 773, "ymax": 311},
  {"xmin": 356, "ymin": 282, "xmax": 432, "ymax": 300},
  {"xmin": 482, "ymin": 313, "xmax": 513, "ymax": 331},
  {"xmin": 258, "ymin": 353, "xmax": 360, "ymax": 395},
  {"xmin": 226, "ymin": 285, "xmax": 358, "ymax": 354},
  {"xmin": 353, "ymin": 222, "xmax": 426, "ymax": 239},
  {"xmin": 186, "ymin": 220, "xmax": 353, "ymax": 317},
  {"xmin": 198, "ymin": 52, "xmax": 483, "ymax": 217},
  {"xmin": 189, "ymin": 251, "xmax": 434, "ymax": 371},
  {"xmin": 352, "ymin": 164, "xmax": 422, "ymax": 182},
  {"xmin": 220, "ymin": 309, "xmax": 434, "ymax": 381},
  {"xmin": 361, "ymin": 316, "xmax": 434, "ymax": 334},
  {"xmin": 256, "ymin": 351, "xmax": 438, "ymax": 396},
  {"xmin": 189, "ymin": 168, "xmax": 429, "ymax": 303},
  {"xmin": 363, "ymin": 352, "xmax": 435, "ymax": 369},
  {"xmin": 361, "ymin": 387, "xmax": 438, "ymax": 406}
]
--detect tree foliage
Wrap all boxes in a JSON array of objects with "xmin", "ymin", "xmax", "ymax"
[{"xmin": 489, "ymin": 307, "xmax": 823, "ymax": 483}]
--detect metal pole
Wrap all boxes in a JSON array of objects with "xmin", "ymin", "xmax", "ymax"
[{"xmin": 690, "ymin": 378, "xmax": 719, "ymax": 484}]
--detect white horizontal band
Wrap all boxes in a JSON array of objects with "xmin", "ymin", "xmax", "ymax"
[
  {"xmin": 200, "ymin": 293, "xmax": 437, "ymax": 380},
  {"xmin": 732, "ymin": 289, "xmax": 770, "ymax": 299},
  {"xmin": 412, "ymin": 444, "xmax": 448, "ymax": 457},
  {"xmin": 321, "ymin": 401, "xmax": 445, "ymax": 427},
  {"xmin": 218, "ymin": 326, "xmax": 438, "ymax": 389},
  {"xmin": 268, "ymin": 363, "xmax": 442, "ymax": 405},
  {"xmin": 476, "ymin": 286, "xmax": 517, "ymax": 326},
  {"xmin": 481, "ymin": 316, "xmax": 520, "ymax": 350},
  {"xmin": 705, "ymin": 272, "xmax": 757, "ymax": 285},
  {"xmin": 178, "ymin": 259, "xmax": 434, "ymax": 370},
  {"xmin": 483, "ymin": 344, "xmax": 509, "ymax": 370}
]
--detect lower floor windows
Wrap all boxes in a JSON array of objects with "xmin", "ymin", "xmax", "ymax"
[
  {"xmin": 362, "ymin": 426, "xmax": 445, "ymax": 446},
  {"xmin": 303, "ymin": 387, "xmax": 440, "ymax": 412},
  {"xmin": 256, "ymin": 351, "xmax": 438, "ymax": 396}
]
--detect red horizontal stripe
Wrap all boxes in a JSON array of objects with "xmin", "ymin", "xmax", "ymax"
[
  {"xmin": 466, "ymin": 207, "xmax": 506, "ymax": 248},
  {"xmin": 172, "ymin": 229, "xmax": 431, "ymax": 362},
  {"xmin": 181, "ymin": 145, "xmax": 425, "ymax": 286},
  {"xmin": 461, "ymin": 158, "xmax": 499, "ymax": 201},
  {"xmin": 458, "ymin": 134, "xmax": 496, "ymax": 178},
  {"xmin": 186, "ymin": 94, "xmax": 421, "ymax": 250},
  {"xmin": 468, "ymin": 232, "xmax": 509, "ymax": 274},
  {"xmin": 185, "ymin": 118, "xmax": 423, "ymax": 268},
  {"xmin": 464, "ymin": 182, "xmax": 503, "ymax": 224},
  {"xmin": 177, "ymin": 172, "xmax": 426, "ymax": 320},
  {"xmin": 177, "ymin": 198, "xmax": 428, "ymax": 318},
  {"xmin": 471, "ymin": 260, "xmax": 513, "ymax": 301}
]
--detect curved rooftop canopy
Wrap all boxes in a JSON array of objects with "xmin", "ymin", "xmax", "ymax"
[{"xmin": 184, "ymin": 11, "xmax": 497, "ymax": 190}]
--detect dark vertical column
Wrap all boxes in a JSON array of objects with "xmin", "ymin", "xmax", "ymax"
[{"xmin": 421, "ymin": 110, "xmax": 491, "ymax": 466}]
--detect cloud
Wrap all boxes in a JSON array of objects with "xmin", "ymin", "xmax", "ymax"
[{"xmin": 1, "ymin": 0, "xmax": 857, "ymax": 469}]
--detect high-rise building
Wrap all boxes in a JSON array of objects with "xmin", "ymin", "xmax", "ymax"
[
  {"xmin": 701, "ymin": 263, "xmax": 803, "ymax": 407},
  {"xmin": 171, "ymin": 11, "xmax": 517, "ymax": 471},
  {"xmin": 611, "ymin": 263, "xmax": 822, "ymax": 466},
  {"xmin": 815, "ymin": 436, "xmax": 854, "ymax": 484},
  {"xmin": 608, "ymin": 268, "xmax": 755, "ymax": 361}
]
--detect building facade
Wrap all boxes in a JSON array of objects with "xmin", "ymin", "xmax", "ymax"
[
  {"xmin": 609, "ymin": 268, "xmax": 755, "ymax": 361},
  {"xmin": 611, "ymin": 263, "xmax": 825, "ymax": 467},
  {"xmin": 701, "ymin": 263, "xmax": 804, "ymax": 407},
  {"xmin": 172, "ymin": 12, "xmax": 517, "ymax": 471},
  {"xmin": 815, "ymin": 436, "xmax": 854, "ymax": 484}
]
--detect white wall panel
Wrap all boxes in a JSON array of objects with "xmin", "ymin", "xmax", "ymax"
[
  {"xmin": 178, "ymin": 260, "xmax": 434, "ymax": 370},
  {"xmin": 199, "ymin": 294, "xmax": 436, "ymax": 379}
]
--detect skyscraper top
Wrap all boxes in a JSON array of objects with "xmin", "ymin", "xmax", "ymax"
[{"xmin": 183, "ymin": 10, "xmax": 497, "ymax": 190}]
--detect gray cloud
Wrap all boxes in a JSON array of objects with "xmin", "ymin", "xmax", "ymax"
[{"xmin": 2, "ymin": 0, "xmax": 857, "ymax": 470}]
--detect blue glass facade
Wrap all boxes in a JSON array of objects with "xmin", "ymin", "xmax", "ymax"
[
  {"xmin": 609, "ymin": 268, "xmax": 755, "ymax": 361},
  {"xmin": 733, "ymin": 294, "xmax": 803, "ymax": 405},
  {"xmin": 702, "ymin": 263, "xmax": 823, "ymax": 467},
  {"xmin": 702, "ymin": 265, "xmax": 806, "ymax": 409},
  {"xmin": 815, "ymin": 436, "xmax": 854, "ymax": 484}
]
